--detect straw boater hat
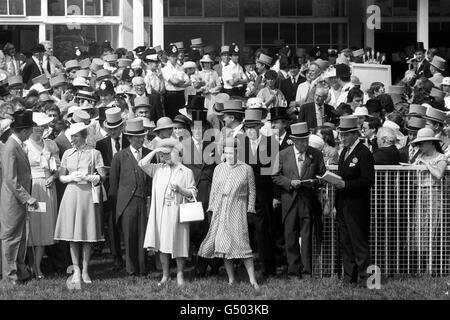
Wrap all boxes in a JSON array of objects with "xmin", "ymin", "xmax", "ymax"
[
  {"xmin": 353, "ymin": 106, "xmax": 371, "ymax": 118},
  {"xmin": 118, "ymin": 59, "xmax": 133, "ymax": 68},
  {"xmin": 104, "ymin": 107, "xmax": 124, "ymax": 129},
  {"xmin": 66, "ymin": 122, "xmax": 89, "ymax": 137},
  {"xmin": 289, "ymin": 122, "xmax": 310, "ymax": 139},
  {"xmin": 49, "ymin": 75, "xmax": 66, "ymax": 88},
  {"xmin": 411, "ymin": 128, "xmax": 441, "ymax": 145},
  {"xmin": 243, "ymin": 109, "xmax": 263, "ymax": 127},
  {"xmin": 73, "ymin": 77, "xmax": 90, "ymax": 88},
  {"xmin": 246, "ymin": 97, "xmax": 268, "ymax": 118},
  {"xmin": 104, "ymin": 54, "xmax": 118, "ymax": 63},
  {"xmin": 422, "ymin": 107, "xmax": 446, "ymax": 124},
  {"xmin": 213, "ymin": 93, "xmax": 230, "ymax": 114},
  {"xmin": 153, "ymin": 117, "xmax": 175, "ymax": 132},
  {"xmin": 430, "ymin": 56, "xmax": 446, "ymax": 72},
  {"xmin": 406, "ymin": 104, "xmax": 427, "ymax": 117},
  {"xmin": 96, "ymin": 69, "xmax": 112, "ymax": 81},
  {"xmin": 430, "ymin": 87, "xmax": 446, "ymax": 101},
  {"xmin": 90, "ymin": 58, "xmax": 104, "ymax": 72},
  {"xmin": 337, "ymin": 116, "xmax": 360, "ymax": 132},
  {"xmin": 174, "ymin": 42, "xmax": 184, "ymax": 51},
  {"xmin": 405, "ymin": 117, "xmax": 426, "ymax": 132},
  {"xmin": 29, "ymin": 83, "xmax": 50, "ymax": 94},
  {"xmin": 124, "ymin": 118, "xmax": 147, "ymax": 136},
  {"xmin": 76, "ymin": 90, "xmax": 97, "ymax": 102},
  {"xmin": 220, "ymin": 100, "xmax": 245, "ymax": 114},
  {"xmin": 220, "ymin": 46, "xmax": 230, "ymax": 55}
]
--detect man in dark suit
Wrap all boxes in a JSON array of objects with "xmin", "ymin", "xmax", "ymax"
[
  {"xmin": 109, "ymin": 118, "xmax": 151, "ymax": 276},
  {"xmin": 278, "ymin": 62, "xmax": 305, "ymax": 107},
  {"xmin": 269, "ymin": 107, "xmax": 292, "ymax": 269},
  {"xmin": 181, "ymin": 107, "xmax": 218, "ymax": 277},
  {"xmin": 22, "ymin": 45, "xmax": 45, "ymax": 89},
  {"xmin": 333, "ymin": 116, "xmax": 375, "ymax": 287},
  {"xmin": 414, "ymin": 42, "xmax": 432, "ymax": 79},
  {"xmin": 95, "ymin": 108, "xmax": 130, "ymax": 270},
  {"xmin": 273, "ymin": 122, "xmax": 326, "ymax": 278},
  {"xmin": 243, "ymin": 109, "xmax": 277, "ymax": 277},
  {"xmin": 298, "ymin": 85, "xmax": 338, "ymax": 129},
  {"xmin": 0, "ymin": 110, "xmax": 38, "ymax": 283}
]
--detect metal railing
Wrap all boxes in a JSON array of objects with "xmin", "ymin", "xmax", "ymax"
[{"xmin": 313, "ymin": 165, "xmax": 450, "ymax": 277}]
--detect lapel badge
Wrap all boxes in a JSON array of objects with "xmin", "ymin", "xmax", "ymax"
[
  {"xmin": 287, "ymin": 139, "xmax": 293, "ymax": 145},
  {"xmin": 352, "ymin": 157, "xmax": 358, "ymax": 164},
  {"xmin": 309, "ymin": 154, "xmax": 313, "ymax": 160},
  {"xmin": 100, "ymin": 82, "xmax": 107, "ymax": 90}
]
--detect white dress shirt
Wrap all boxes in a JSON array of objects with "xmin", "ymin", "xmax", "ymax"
[
  {"xmin": 293, "ymin": 146, "xmax": 305, "ymax": 177},
  {"xmin": 335, "ymin": 82, "xmax": 354, "ymax": 106},
  {"xmin": 161, "ymin": 61, "xmax": 189, "ymax": 92},
  {"xmin": 32, "ymin": 56, "xmax": 44, "ymax": 74},
  {"xmin": 344, "ymin": 138, "xmax": 360, "ymax": 160},
  {"xmin": 130, "ymin": 145, "xmax": 142, "ymax": 162},
  {"xmin": 222, "ymin": 61, "xmax": 246, "ymax": 90},
  {"xmin": 276, "ymin": 131, "xmax": 287, "ymax": 146},
  {"xmin": 315, "ymin": 103, "xmax": 325, "ymax": 127},
  {"xmin": 295, "ymin": 77, "xmax": 320, "ymax": 106}
]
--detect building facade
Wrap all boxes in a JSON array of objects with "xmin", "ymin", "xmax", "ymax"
[{"xmin": 1, "ymin": 0, "xmax": 449, "ymax": 62}]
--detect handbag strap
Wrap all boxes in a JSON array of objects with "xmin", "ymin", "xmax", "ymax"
[{"xmin": 190, "ymin": 189, "xmax": 197, "ymax": 202}]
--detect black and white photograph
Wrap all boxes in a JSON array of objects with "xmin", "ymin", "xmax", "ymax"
[{"xmin": 0, "ymin": 0, "xmax": 450, "ymax": 310}]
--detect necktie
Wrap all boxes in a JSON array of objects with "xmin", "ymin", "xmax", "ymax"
[
  {"xmin": 298, "ymin": 154, "xmax": 304, "ymax": 162},
  {"xmin": 46, "ymin": 57, "xmax": 51, "ymax": 74},
  {"xmin": 343, "ymin": 147, "xmax": 349, "ymax": 161},
  {"xmin": 115, "ymin": 138, "xmax": 121, "ymax": 153},
  {"xmin": 11, "ymin": 58, "xmax": 16, "ymax": 76},
  {"xmin": 135, "ymin": 149, "xmax": 141, "ymax": 161}
]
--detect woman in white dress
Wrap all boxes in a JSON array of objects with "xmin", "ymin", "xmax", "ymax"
[
  {"xmin": 139, "ymin": 138, "xmax": 197, "ymax": 286},
  {"xmin": 25, "ymin": 113, "xmax": 60, "ymax": 279},
  {"xmin": 195, "ymin": 55, "xmax": 222, "ymax": 111}
]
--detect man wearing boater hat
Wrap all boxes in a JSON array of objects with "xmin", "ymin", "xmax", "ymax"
[
  {"xmin": 273, "ymin": 122, "xmax": 326, "ymax": 278},
  {"xmin": 1, "ymin": 110, "xmax": 38, "ymax": 284},
  {"xmin": 95, "ymin": 108, "xmax": 130, "ymax": 271},
  {"xmin": 109, "ymin": 118, "xmax": 152, "ymax": 276},
  {"xmin": 332, "ymin": 116, "xmax": 375, "ymax": 288}
]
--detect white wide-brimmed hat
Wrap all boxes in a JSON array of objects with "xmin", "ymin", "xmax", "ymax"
[
  {"xmin": 33, "ymin": 112, "xmax": 53, "ymax": 127},
  {"xmin": 66, "ymin": 122, "xmax": 89, "ymax": 137},
  {"xmin": 411, "ymin": 128, "xmax": 441, "ymax": 145}
]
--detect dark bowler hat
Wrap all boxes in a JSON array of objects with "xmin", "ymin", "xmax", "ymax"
[
  {"xmin": 31, "ymin": 44, "xmax": 45, "ymax": 54},
  {"xmin": 269, "ymin": 107, "xmax": 290, "ymax": 121},
  {"xmin": 186, "ymin": 95, "xmax": 206, "ymax": 110},
  {"xmin": 11, "ymin": 110, "xmax": 37, "ymax": 129},
  {"xmin": 289, "ymin": 122, "xmax": 310, "ymax": 139}
]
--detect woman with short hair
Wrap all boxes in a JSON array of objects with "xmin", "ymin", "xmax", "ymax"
[
  {"xmin": 139, "ymin": 138, "xmax": 197, "ymax": 287},
  {"xmin": 54, "ymin": 123, "xmax": 106, "ymax": 284},
  {"xmin": 198, "ymin": 138, "xmax": 259, "ymax": 290}
]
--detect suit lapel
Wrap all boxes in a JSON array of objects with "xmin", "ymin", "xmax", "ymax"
[
  {"xmin": 287, "ymin": 147, "xmax": 300, "ymax": 180},
  {"xmin": 11, "ymin": 138, "xmax": 31, "ymax": 170}
]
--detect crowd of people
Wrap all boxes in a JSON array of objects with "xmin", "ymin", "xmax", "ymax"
[{"xmin": 0, "ymin": 37, "xmax": 449, "ymax": 289}]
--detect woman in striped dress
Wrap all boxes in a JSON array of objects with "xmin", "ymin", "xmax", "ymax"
[{"xmin": 198, "ymin": 138, "xmax": 259, "ymax": 290}]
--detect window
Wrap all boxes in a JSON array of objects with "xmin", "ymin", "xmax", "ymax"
[
  {"xmin": 245, "ymin": 23, "xmax": 261, "ymax": 45},
  {"xmin": 26, "ymin": 0, "xmax": 40, "ymax": 15},
  {"xmin": 103, "ymin": 0, "xmax": 118, "ymax": 16},
  {"xmin": 280, "ymin": 23, "xmax": 296, "ymax": 44},
  {"xmin": 262, "ymin": 23, "xmax": 278, "ymax": 45},
  {"xmin": 205, "ymin": 0, "xmax": 221, "ymax": 17},
  {"xmin": 297, "ymin": 0, "xmax": 312, "ymax": 16},
  {"xmin": 222, "ymin": 0, "xmax": 238, "ymax": 17},
  {"xmin": 262, "ymin": 0, "xmax": 279, "ymax": 17},
  {"xmin": 48, "ymin": 0, "xmax": 115, "ymax": 16},
  {"xmin": 186, "ymin": 0, "xmax": 202, "ymax": 16},
  {"xmin": 0, "ymin": 0, "xmax": 25, "ymax": 15},
  {"xmin": 280, "ymin": 0, "xmax": 295, "ymax": 16},
  {"xmin": 169, "ymin": 0, "xmax": 185, "ymax": 16},
  {"xmin": 48, "ymin": 0, "xmax": 65, "ymax": 15},
  {"xmin": 244, "ymin": 0, "xmax": 260, "ymax": 17}
]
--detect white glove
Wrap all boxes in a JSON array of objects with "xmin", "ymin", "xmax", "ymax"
[
  {"xmin": 71, "ymin": 171, "xmax": 84, "ymax": 182},
  {"xmin": 85, "ymin": 174, "xmax": 101, "ymax": 185},
  {"xmin": 59, "ymin": 175, "xmax": 73, "ymax": 184}
]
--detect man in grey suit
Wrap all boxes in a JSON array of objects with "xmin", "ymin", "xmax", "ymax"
[{"xmin": 0, "ymin": 110, "xmax": 38, "ymax": 283}]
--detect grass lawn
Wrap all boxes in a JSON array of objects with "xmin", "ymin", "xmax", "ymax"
[{"xmin": 1, "ymin": 256, "xmax": 450, "ymax": 300}]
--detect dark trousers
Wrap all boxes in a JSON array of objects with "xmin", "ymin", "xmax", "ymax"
[
  {"xmin": 284, "ymin": 205, "xmax": 312, "ymax": 275},
  {"xmin": 106, "ymin": 208, "xmax": 123, "ymax": 266},
  {"xmin": 164, "ymin": 90, "xmax": 185, "ymax": 120},
  {"xmin": 274, "ymin": 204, "xmax": 286, "ymax": 266},
  {"xmin": 337, "ymin": 209, "xmax": 371, "ymax": 283},
  {"xmin": 149, "ymin": 92, "xmax": 164, "ymax": 122},
  {"xmin": 254, "ymin": 197, "xmax": 276, "ymax": 275},
  {"xmin": 223, "ymin": 87, "xmax": 245, "ymax": 98},
  {"xmin": 119, "ymin": 196, "xmax": 148, "ymax": 275}
]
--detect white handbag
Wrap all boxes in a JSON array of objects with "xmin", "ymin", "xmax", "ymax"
[{"xmin": 179, "ymin": 190, "xmax": 204, "ymax": 223}]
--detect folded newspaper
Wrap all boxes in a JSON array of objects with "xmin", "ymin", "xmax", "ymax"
[{"xmin": 317, "ymin": 171, "xmax": 343, "ymax": 185}]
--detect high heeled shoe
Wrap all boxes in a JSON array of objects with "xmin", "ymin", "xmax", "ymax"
[{"xmin": 82, "ymin": 273, "xmax": 92, "ymax": 284}]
